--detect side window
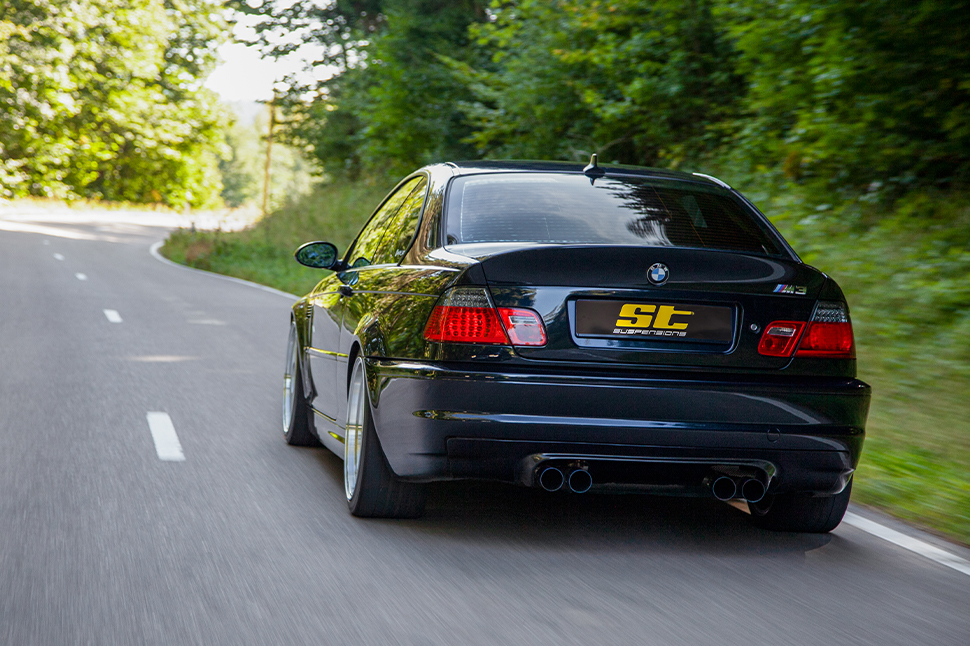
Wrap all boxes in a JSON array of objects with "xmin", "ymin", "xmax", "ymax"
[
  {"xmin": 372, "ymin": 177, "xmax": 428, "ymax": 265},
  {"xmin": 347, "ymin": 176, "xmax": 424, "ymax": 268}
]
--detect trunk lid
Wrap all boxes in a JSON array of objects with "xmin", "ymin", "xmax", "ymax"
[{"xmin": 464, "ymin": 245, "xmax": 825, "ymax": 371}]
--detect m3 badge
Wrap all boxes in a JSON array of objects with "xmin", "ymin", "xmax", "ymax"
[{"xmin": 773, "ymin": 284, "xmax": 808, "ymax": 295}]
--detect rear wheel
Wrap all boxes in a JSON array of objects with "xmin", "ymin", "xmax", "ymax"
[
  {"xmin": 283, "ymin": 321, "xmax": 319, "ymax": 446},
  {"xmin": 748, "ymin": 480, "xmax": 852, "ymax": 533},
  {"xmin": 344, "ymin": 356, "xmax": 426, "ymax": 518}
]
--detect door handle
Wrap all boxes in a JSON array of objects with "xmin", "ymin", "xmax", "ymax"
[{"xmin": 338, "ymin": 285, "xmax": 354, "ymax": 297}]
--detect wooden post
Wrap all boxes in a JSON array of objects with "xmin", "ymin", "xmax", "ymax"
[{"xmin": 262, "ymin": 93, "xmax": 276, "ymax": 217}]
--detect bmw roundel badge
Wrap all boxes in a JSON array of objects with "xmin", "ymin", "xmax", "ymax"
[{"xmin": 647, "ymin": 263, "xmax": 669, "ymax": 285}]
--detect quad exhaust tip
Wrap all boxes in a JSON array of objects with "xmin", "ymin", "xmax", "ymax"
[
  {"xmin": 568, "ymin": 469, "xmax": 592, "ymax": 494},
  {"xmin": 711, "ymin": 476, "xmax": 767, "ymax": 503},
  {"xmin": 740, "ymin": 478, "xmax": 766, "ymax": 503},
  {"xmin": 538, "ymin": 466, "xmax": 592, "ymax": 493},
  {"xmin": 711, "ymin": 476, "xmax": 737, "ymax": 501},
  {"xmin": 539, "ymin": 467, "xmax": 564, "ymax": 492}
]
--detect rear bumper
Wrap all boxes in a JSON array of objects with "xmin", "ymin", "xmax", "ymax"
[{"xmin": 366, "ymin": 359, "xmax": 870, "ymax": 495}]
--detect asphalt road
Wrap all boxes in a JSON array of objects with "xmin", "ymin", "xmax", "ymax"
[{"xmin": 2, "ymin": 212, "xmax": 969, "ymax": 646}]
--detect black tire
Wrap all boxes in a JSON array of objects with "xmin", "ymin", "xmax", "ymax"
[
  {"xmin": 748, "ymin": 479, "xmax": 852, "ymax": 533},
  {"xmin": 283, "ymin": 322, "xmax": 320, "ymax": 447},
  {"xmin": 345, "ymin": 357, "xmax": 426, "ymax": 518}
]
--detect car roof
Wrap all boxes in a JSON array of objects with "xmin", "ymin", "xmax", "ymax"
[{"xmin": 443, "ymin": 160, "xmax": 712, "ymax": 184}]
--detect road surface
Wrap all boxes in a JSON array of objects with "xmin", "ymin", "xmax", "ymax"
[{"xmin": 1, "ymin": 210, "xmax": 968, "ymax": 645}]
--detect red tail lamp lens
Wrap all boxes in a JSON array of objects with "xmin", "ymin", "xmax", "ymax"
[
  {"xmin": 758, "ymin": 321, "xmax": 806, "ymax": 357},
  {"xmin": 423, "ymin": 306, "xmax": 508, "ymax": 344},
  {"xmin": 497, "ymin": 307, "xmax": 547, "ymax": 346},
  {"xmin": 796, "ymin": 322, "xmax": 855, "ymax": 357}
]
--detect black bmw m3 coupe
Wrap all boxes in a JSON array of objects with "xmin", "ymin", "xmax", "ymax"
[{"xmin": 282, "ymin": 158, "xmax": 870, "ymax": 532}]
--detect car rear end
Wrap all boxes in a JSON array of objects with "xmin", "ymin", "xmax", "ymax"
[{"xmin": 368, "ymin": 166, "xmax": 870, "ymax": 503}]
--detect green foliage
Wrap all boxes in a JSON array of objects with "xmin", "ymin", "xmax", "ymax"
[
  {"xmin": 161, "ymin": 177, "xmax": 391, "ymax": 295},
  {"xmin": 452, "ymin": 1, "xmax": 597, "ymax": 160},
  {"xmin": 464, "ymin": 0, "xmax": 743, "ymax": 165},
  {"xmin": 0, "ymin": 0, "xmax": 229, "ymax": 208},
  {"xmin": 716, "ymin": 0, "xmax": 970, "ymax": 192},
  {"xmin": 353, "ymin": 1, "xmax": 486, "ymax": 174},
  {"xmin": 217, "ymin": 105, "xmax": 317, "ymax": 211},
  {"xmin": 233, "ymin": 0, "xmax": 487, "ymax": 178},
  {"xmin": 219, "ymin": 118, "xmax": 261, "ymax": 208}
]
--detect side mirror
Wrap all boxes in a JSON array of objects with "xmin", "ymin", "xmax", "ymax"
[{"xmin": 294, "ymin": 241, "xmax": 339, "ymax": 269}]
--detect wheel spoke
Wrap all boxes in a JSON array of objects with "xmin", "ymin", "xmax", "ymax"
[
  {"xmin": 344, "ymin": 361, "xmax": 366, "ymax": 500},
  {"xmin": 282, "ymin": 326, "xmax": 297, "ymax": 435}
]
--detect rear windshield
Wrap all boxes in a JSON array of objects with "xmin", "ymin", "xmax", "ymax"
[{"xmin": 444, "ymin": 173, "xmax": 784, "ymax": 255}]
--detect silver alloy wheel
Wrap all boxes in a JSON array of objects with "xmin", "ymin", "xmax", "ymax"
[
  {"xmin": 344, "ymin": 359, "xmax": 366, "ymax": 500},
  {"xmin": 282, "ymin": 323, "xmax": 298, "ymax": 435}
]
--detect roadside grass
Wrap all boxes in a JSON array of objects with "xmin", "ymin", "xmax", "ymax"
[
  {"xmin": 739, "ymin": 179, "xmax": 970, "ymax": 543},
  {"xmin": 162, "ymin": 176, "xmax": 970, "ymax": 544},
  {"xmin": 161, "ymin": 179, "xmax": 389, "ymax": 296}
]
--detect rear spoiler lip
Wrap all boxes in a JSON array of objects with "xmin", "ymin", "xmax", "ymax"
[{"xmin": 443, "ymin": 242, "xmax": 798, "ymax": 263}]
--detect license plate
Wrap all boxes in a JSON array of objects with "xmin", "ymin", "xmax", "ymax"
[{"xmin": 575, "ymin": 300, "xmax": 734, "ymax": 343}]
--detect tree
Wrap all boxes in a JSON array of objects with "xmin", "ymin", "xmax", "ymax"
[
  {"xmin": 0, "ymin": 0, "xmax": 230, "ymax": 208},
  {"xmin": 231, "ymin": 0, "xmax": 487, "ymax": 177},
  {"xmin": 462, "ymin": 0, "xmax": 743, "ymax": 167},
  {"xmin": 717, "ymin": 0, "xmax": 970, "ymax": 192}
]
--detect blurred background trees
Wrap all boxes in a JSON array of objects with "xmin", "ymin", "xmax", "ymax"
[
  {"xmin": 5, "ymin": 0, "xmax": 968, "ymax": 208},
  {"xmin": 234, "ymin": 0, "xmax": 970, "ymax": 198},
  {"xmin": 0, "ymin": 0, "xmax": 229, "ymax": 208}
]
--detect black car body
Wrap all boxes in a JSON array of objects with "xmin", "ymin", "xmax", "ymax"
[{"xmin": 283, "ymin": 160, "xmax": 870, "ymax": 531}]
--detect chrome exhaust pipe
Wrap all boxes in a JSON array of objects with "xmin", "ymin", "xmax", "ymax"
[
  {"xmin": 711, "ymin": 476, "xmax": 737, "ymax": 501},
  {"xmin": 538, "ymin": 466, "xmax": 564, "ymax": 492},
  {"xmin": 741, "ymin": 478, "xmax": 766, "ymax": 503},
  {"xmin": 567, "ymin": 469, "xmax": 592, "ymax": 494}
]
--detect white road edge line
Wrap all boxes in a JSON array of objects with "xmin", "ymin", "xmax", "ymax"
[
  {"xmin": 146, "ymin": 412, "xmax": 185, "ymax": 462},
  {"xmin": 148, "ymin": 240, "xmax": 297, "ymax": 300},
  {"xmin": 843, "ymin": 512, "xmax": 970, "ymax": 577},
  {"xmin": 75, "ymin": 273, "xmax": 88, "ymax": 281},
  {"xmin": 103, "ymin": 309, "xmax": 123, "ymax": 323},
  {"xmin": 53, "ymin": 253, "xmax": 65, "ymax": 260}
]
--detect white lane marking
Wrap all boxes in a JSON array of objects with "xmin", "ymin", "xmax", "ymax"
[
  {"xmin": 75, "ymin": 273, "xmax": 88, "ymax": 281},
  {"xmin": 103, "ymin": 309, "xmax": 123, "ymax": 323},
  {"xmin": 843, "ymin": 512, "xmax": 970, "ymax": 577},
  {"xmin": 53, "ymin": 253, "xmax": 65, "ymax": 260},
  {"xmin": 146, "ymin": 412, "xmax": 185, "ymax": 461},
  {"xmin": 127, "ymin": 355, "xmax": 198, "ymax": 363},
  {"xmin": 43, "ymin": 240, "xmax": 50, "ymax": 245}
]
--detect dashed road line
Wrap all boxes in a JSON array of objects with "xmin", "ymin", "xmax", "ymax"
[
  {"xmin": 843, "ymin": 512, "xmax": 970, "ymax": 577},
  {"xmin": 146, "ymin": 412, "xmax": 185, "ymax": 462},
  {"xmin": 103, "ymin": 309, "xmax": 123, "ymax": 323},
  {"xmin": 75, "ymin": 273, "xmax": 88, "ymax": 281},
  {"xmin": 53, "ymin": 253, "xmax": 65, "ymax": 260}
]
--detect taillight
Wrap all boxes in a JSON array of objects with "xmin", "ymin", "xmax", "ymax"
[
  {"xmin": 757, "ymin": 302, "xmax": 855, "ymax": 359},
  {"xmin": 423, "ymin": 287, "xmax": 508, "ymax": 344},
  {"xmin": 423, "ymin": 287, "xmax": 548, "ymax": 347},
  {"xmin": 797, "ymin": 302, "xmax": 855, "ymax": 358},
  {"xmin": 497, "ymin": 307, "xmax": 547, "ymax": 346},
  {"xmin": 757, "ymin": 321, "xmax": 806, "ymax": 357}
]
